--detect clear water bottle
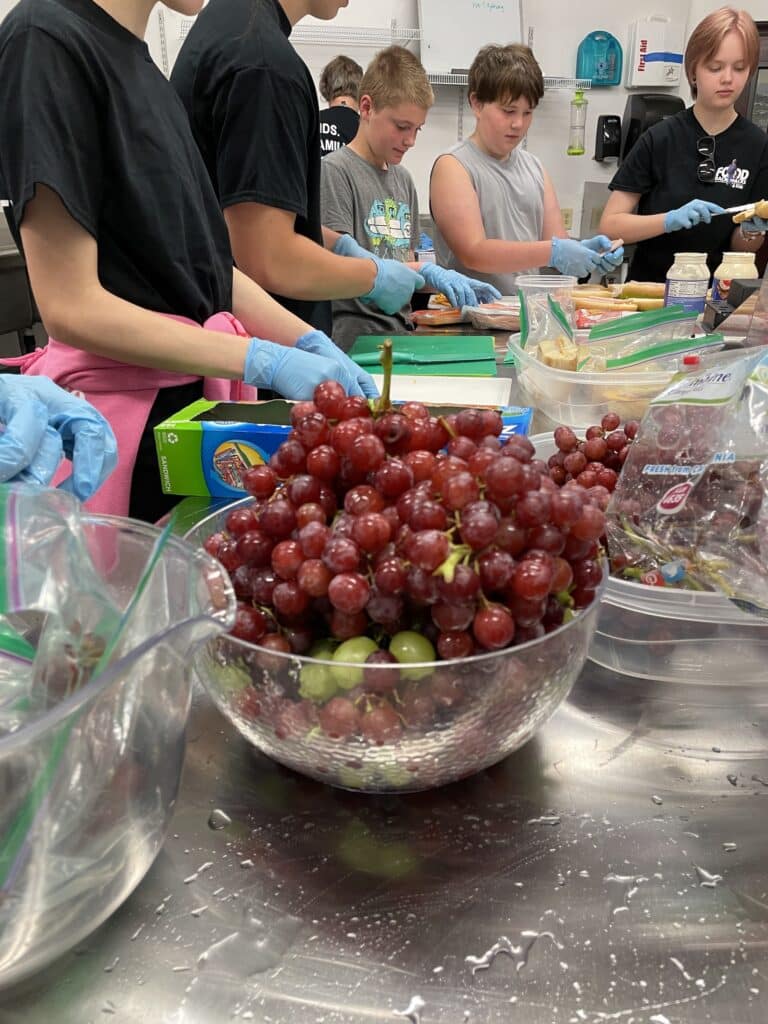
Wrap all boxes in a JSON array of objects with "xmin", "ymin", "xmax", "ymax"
[{"xmin": 567, "ymin": 89, "xmax": 588, "ymax": 156}]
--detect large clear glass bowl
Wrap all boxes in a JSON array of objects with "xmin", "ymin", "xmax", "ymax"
[
  {"xmin": 186, "ymin": 501, "xmax": 606, "ymax": 794},
  {"xmin": 0, "ymin": 516, "xmax": 234, "ymax": 988}
]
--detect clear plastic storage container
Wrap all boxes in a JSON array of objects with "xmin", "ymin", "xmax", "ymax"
[
  {"xmin": 508, "ymin": 334, "xmax": 673, "ymax": 428},
  {"xmin": 529, "ymin": 434, "xmax": 768, "ymax": 685}
]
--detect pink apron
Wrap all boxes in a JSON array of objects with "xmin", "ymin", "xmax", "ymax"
[{"xmin": 2, "ymin": 311, "xmax": 257, "ymax": 516}]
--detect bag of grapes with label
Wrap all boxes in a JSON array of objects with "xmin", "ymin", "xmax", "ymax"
[{"xmin": 606, "ymin": 349, "xmax": 768, "ymax": 616}]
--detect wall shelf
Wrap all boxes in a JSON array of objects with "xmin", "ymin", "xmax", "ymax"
[
  {"xmin": 291, "ymin": 23, "xmax": 420, "ymax": 47},
  {"xmin": 427, "ymin": 73, "xmax": 592, "ymax": 91}
]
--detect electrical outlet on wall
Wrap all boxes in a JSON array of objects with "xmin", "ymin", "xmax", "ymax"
[{"xmin": 561, "ymin": 208, "xmax": 573, "ymax": 230}]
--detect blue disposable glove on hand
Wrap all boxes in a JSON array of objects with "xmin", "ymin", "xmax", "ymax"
[
  {"xmin": 549, "ymin": 236, "xmax": 603, "ymax": 279},
  {"xmin": 664, "ymin": 200, "xmax": 724, "ymax": 233},
  {"xmin": 244, "ymin": 338, "xmax": 361, "ymax": 400},
  {"xmin": 582, "ymin": 234, "xmax": 625, "ymax": 273},
  {"xmin": 296, "ymin": 330, "xmax": 379, "ymax": 399},
  {"xmin": 739, "ymin": 216, "xmax": 768, "ymax": 234},
  {"xmin": 419, "ymin": 263, "xmax": 502, "ymax": 307},
  {"xmin": 0, "ymin": 375, "xmax": 117, "ymax": 500},
  {"xmin": 332, "ymin": 233, "xmax": 425, "ymax": 315}
]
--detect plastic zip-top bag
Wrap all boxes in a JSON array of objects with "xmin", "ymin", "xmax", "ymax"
[{"xmin": 606, "ymin": 350, "xmax": 768, "ymax": 615}]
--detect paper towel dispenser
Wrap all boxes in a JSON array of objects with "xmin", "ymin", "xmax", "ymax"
[{"xmin": 619, "ymin": 93, "xmax": 685, "ymax": 162}]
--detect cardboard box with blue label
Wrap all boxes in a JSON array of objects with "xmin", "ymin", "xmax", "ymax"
[{"xmin": 154, "ymin": 398, "xmax": 533, "ymax": 498}]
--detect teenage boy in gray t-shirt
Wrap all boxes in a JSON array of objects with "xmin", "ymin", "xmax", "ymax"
[{"xmin": 321, "ymin": 46, "xmax": 500, "ymax": 352}]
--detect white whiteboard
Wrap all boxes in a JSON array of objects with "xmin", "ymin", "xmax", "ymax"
[{"xmin": 417, "ymin": 0, "xmax": 522, "ymax": 75}]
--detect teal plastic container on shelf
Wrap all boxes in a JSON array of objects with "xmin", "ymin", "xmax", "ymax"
[{"xmin": 576, "ymin": 31, "xmax": 623, "ymax": 86}]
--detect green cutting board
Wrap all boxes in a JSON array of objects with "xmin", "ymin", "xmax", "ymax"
[{"xmin": 350, "ymin": 335, "xmax": 497, "ymax": 377}]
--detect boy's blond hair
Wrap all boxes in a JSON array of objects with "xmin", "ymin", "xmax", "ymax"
[
  {"xmin": 359, "ymin": 46, "xmax": 434, "ymax": 111},
  {"xmin": 468, "ymin": 44, "xmax": 544, "ymax": 108}
]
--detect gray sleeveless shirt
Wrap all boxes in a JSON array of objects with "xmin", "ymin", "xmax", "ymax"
[{"xmin": 431, "ymin": 138, "xmax": 545, "ymax": 296}]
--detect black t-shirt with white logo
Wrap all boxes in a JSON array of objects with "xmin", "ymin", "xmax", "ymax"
[
  {"xmin": 609, "ymin": 107, "xmax": 768, "ymax": 282},
  {"xmin": 0, "ymin": 0, "xmax": 233, "ymax": 321},
  {"xmin": 171, "ymin": 0, "xmax": 332, "ymax": 334},
  {"xmin": 319, "ymin": 106, "xmax": 360, "ymax": 158}
]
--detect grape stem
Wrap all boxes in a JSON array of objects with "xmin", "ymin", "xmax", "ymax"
[
  {"xmin": 374, "ymin": 339, "xmax": 394, "ymax": 417},
  {"xmin": 438, "ymin": 415, "xmax": 456, "ymax": 439},
  {"xmin": 433, "ymin": 544, "xmax": 472, "ymax": 584}
]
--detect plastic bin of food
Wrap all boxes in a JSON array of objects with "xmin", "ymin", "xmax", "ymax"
[
  {"xmin": 508, "ymin": 334, "xmax": 673, "ymax": 428},
  {"xmin": 590, "ymin": 576, "xmax": 768, "ymax": 685},
  {"xmin": 530, "ymin": 433, "xmax": 768, "ymax": 686}
]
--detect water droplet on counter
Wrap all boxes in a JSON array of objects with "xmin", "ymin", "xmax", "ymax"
[
  {"xmin": 466, "ymin": 936, "xmax": 521, "ymax": 974},
  {"xmin": 650, "ymin": 1015, "xmax": 672, "ymax": 1024},
  {"xmin": 712, "ymin": 746, "xmax": 722, "ymax": 753},
  {"xmin": 651, "ymin": 795, "xmax": 663, "ymax": 806},
  {"xmin": 130, "ymin": 925, "xmax": 144, "ymax": 942},
  {"xmin": 191, "ymin": 905, "xmax": 208, "ymax": 917},
  {"xmin": 723, "ymin": 843, "xmax": 737, "ymax": 853},
  {"xmin": 240, "ymin": 859, "xmax": 254, "ymax": 869},
  {"xmin": 196, "ymin": 906, "xmax": 302, "ymax": 980},
  {"xmin": 172, "ymin": 965, "xmax": 191, "ymax": 973},
  {"xmin": 103, "ymin": 957, "xmax": 119, "ymax": 973},
  {"xmin": 393, "ymin": 995, "xmax": 425, "ymax": 1023},
  {"xmin": 208, "ymin": 809, "xmax": 232, "ymax": 830},
  {"xmin": 670, "ymin": 957, "xmax": 694, "ymax": 981},
  {"xmin": 752, "ymin": 775, "xmax": 768, "ymax": 787},
  {"xmin": 695, "ymin": 865, "xmax": 723, "ymax": 888},
  {"xmin": 432, "ymin": 966, "xmax": 444, "ymax": 974},
  {"xmin": 527, "ymin": 815, "xmax": 561, "ymax": 827},
  {"xmin": 727, "ymin": 774, "xmax": 738, "ymax": 787},
  {"xmin": 102, "ymin": 1001, "xmax": 117, "ymax": 1015},
  {"xmin": 517, "ymin": 931, "xmax": 564, "ymax": 971}
]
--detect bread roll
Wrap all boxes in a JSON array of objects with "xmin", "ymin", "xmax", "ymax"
[
  {"xmin": 633, "ymin": 297, "xmax": 665, "ymax": 310},
  {"xmin": 573, "ymin": 296, "xmax": 638, "ymax": 312},
  {"xmin": 733, "ymin": 199, "xmax": 768, "ymax": 224},
  {"xmin": 619, "ymin": 281, "xmax": 665, "ymax": 299}
]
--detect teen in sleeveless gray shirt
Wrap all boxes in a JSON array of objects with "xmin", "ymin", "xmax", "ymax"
[
  {"xmin": 430, "ymin": 45, "xmax": 623, "ymax": 292},
  {"xmin": 432, "ymin": 138, "xmax": 544, "ymax": 295}
]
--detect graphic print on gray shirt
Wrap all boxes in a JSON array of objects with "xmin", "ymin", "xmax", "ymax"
[
  {"xmin": 321, "ymin": 146, "xmax": 419, "ymax": 351},
  {"xmin": 431, "ymin": 138, "xmax": 545, "ymax": 296}
]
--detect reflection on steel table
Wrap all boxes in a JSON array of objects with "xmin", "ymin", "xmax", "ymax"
[{"xmin": 3, "ymin": 659, "xmax": 768, "ymax": 1023}]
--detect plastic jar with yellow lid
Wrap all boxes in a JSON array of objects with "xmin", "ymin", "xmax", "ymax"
[{"xmin": 712, "ymin": 251, "xmax": 758, "ymax": 302}]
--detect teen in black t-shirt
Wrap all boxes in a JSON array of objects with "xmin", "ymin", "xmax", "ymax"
[
  {"xmin": 601, "ymin": 9, "xmax": 768, "ymax": 283},
  {"xmin": 319, "ymin": 106, "xmax": 360, "ymax": 157},
  {"xmin": 171, "ymin": 0, "xmax": 427, "ymax": 339},
  {"xmin": 0, "ymin": 0, "xmax": 368, "ymax": 521}
]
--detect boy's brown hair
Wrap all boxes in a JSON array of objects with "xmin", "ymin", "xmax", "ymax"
[
  {"xmin": 359, "ymin": 46, "xmax": 434, "ymax": 110},
  {"xmin": 468, "ymin": 44, "xmax": 544, "ymax": 108},
  {"xmin": 319, "ymin": 55, "xmax": 363, "ymax": 104}
]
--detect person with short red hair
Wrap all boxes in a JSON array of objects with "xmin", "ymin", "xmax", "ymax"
[{"xmin": 600, "ymin": 6, "xmax": 768, "ymax": 283}]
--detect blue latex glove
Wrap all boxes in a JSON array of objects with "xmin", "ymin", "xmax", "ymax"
[
  {"xmin": 582, "ymin": 234, "xmax": 625, "ymax": 273},
  {"xmin": 419, "ymin": 263, "xmax": 502, "ymax": 307},
  {"xmin": 549, "ymin": 236, "xmax": 603, "ymax": 279},
  {"xmin": 0, "ymin": 375, "xmax": 117, "ymax": 500},
  {"xmin": 739, "ymin": 216, "xmax": 768, "ymax": 234},
  {"xmin": 296, "ymin": 330, "xmax": 378, "ymax": 399},
  {"xmin": 332, "ymin": 233, "xmax": 425, "ymax": 315},
  {"xmin": 244, "ymin": 338, "xmax": 363, "ymax": 399},
  {"xmin": 664, "ymin": 200, "xmax": 724, "ymax": 233}
]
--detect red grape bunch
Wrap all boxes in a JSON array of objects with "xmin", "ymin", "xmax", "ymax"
[
  {"xmin": 202, "ymin": 372, "xmax": 609, "ymax": 742},
  {"xmin": 544, "ymin": 412, "xmax": 639, "ymax": 512}
]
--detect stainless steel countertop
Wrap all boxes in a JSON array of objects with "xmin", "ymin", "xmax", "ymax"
[
  {"xmin": 4, "ymin": 665, "xmax": 767, "ymax": 1024},
  {"xmin": 3, "ymin": 348, "xmax": 768, "ymax": 1023}
]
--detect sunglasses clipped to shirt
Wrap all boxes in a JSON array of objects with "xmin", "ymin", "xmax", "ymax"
[{"xmin": 697, "ymin": 135, "xmax": 716, "ymax": 184}]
